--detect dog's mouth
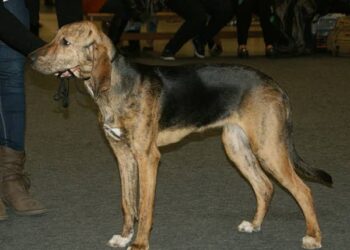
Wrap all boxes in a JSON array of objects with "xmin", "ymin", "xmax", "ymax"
[{"xmin": 54, "ymin": 65, "xmax": 80, "ymax": 78}]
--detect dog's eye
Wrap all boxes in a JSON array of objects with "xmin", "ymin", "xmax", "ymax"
[{"xmin": 62, "ymin": 38, "xmax": 71, "ymax": 46}]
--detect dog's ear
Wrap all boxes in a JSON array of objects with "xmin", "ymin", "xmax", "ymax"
[{"xmin": 90, "ymin": 44, "xmax": 112, "ymax": 98}]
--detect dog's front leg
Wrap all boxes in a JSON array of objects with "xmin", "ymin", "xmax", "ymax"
[
  {"xmin": 128, "ymin": 143, "xmax": 160, "ymax": 250},
  {"xmin": 107, "ymin": 141, "xmax": 138, "ymax": 248}
]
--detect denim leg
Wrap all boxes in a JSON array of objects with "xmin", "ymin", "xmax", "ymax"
[{"xmin": 0, "ymin": 0, "xmax": 29, "ymax": 151}]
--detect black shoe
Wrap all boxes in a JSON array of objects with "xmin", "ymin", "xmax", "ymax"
[
  {"xmin": 161, "ymin": 49, "xmax": 175, "ymax": 61},
  {"xmin": 265, "ymin": 47, "xmax": 276, "ymax": 58},
  {"xmin": 209, "ymin": 43, "xmax": 223, "ymax": 57},
  {"xmin": 192, "ymin": 38, "xmax": 205, "ymax": 59},
  {"xmin": 238, "ymin": 47, "xmax": 249, "ymax": 58}
]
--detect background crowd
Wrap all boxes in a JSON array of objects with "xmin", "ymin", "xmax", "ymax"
[{"xmin": 82, "ymin": 0, "xmax": 350, "ymax": 60}]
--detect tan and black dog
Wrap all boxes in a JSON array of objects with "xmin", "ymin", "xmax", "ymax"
[{"xmin": 29, "ymin": 21, "xmax": 332, "ymax": 250}]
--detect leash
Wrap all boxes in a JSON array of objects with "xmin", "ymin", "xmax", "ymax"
[
  {"xmin": 54, "ymin": 75, "xmax": 71, "ymax": 108},
  {"xmin": 53, "ymin": 51, "xmax": 118, "ymax": 108}
]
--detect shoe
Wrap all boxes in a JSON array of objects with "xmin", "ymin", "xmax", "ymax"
[
  {"xmin": 209, "ymin": 43, "xmax": 223, "ymax": 57},
  {"xmin": 192, "ymin": 38, "xmax": 205, "ymax": 59},
  {"xmin": 237, "ymin": 47, "xmax": 249, "ymax": 58},
  {"xmin": 0, "ymin": 146, "xmax": 47, "ymax": 216},
  {"xmin": 161, "ymin": 49, "xmax": 175, "ymax": 61},
  {"xmin": 265, "ymin": 47, "xmax": 276, "ymax": 58}
]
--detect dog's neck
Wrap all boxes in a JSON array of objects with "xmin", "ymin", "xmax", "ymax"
[
  {"xmin": 110, "ymin": 55, "xmax": 140, "ymax": 92},
  {"xmin": 95, "ymin": 54, "xmax": 141, "ymax": 121}
]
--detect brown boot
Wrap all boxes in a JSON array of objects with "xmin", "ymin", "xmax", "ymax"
[{"xmin": 0, "ymin": 146, "xmax": 47, "ymax": 216}]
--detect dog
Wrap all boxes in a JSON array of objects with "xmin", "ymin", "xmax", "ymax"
[{"xmin": 29, "ymin": 21, "xmax": 332, "ymax": 250}]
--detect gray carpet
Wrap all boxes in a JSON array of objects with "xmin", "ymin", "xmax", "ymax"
[{"xmin": 0, "ymin": 55, "xmax": 349, "ymax": 250}]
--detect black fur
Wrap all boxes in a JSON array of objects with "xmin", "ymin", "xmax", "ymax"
[{"xmin": 154, "ymin": 64, "xmax": 264, "ymax": 129}]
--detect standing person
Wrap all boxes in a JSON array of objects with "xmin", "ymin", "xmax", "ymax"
[
  {"xmin": 0, "ymin": 0, "xmax": 83, "ymax": 220},
  {"xmin": 236, "ymin": 0, "xmax": 276, "ymax": 58},
  {"xmin": 161, "ymin": 0, "xmax": 234, "ymax": 60},
  {"xmin": 0, "ymin": 0, "xmax": 47, "ymax": 219}
]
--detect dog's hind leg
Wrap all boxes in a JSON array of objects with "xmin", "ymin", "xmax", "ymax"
[
  {"xmin": 222, "ymin": 124, "xmax": 274, "ymax": 233},
  {"xmin": 256, "ymin": 136, "xmax": 322, "ymax": 249},
  {"xmin": 107, "ymin": 141, "xmax": 138, "ymax": 248},
  {"xmin": 250, "ymin": 97, "xmax": 322, "ymax": 249}
]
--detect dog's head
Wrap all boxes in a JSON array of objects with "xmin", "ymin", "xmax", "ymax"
[{"xmin": 30, "ymin": 21, "xmax": 115, "ymax": 96}]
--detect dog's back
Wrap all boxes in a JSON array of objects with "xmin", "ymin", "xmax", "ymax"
[{"xmin": 147, "ymin": 64, "xmax": 273, "ymax": 129}]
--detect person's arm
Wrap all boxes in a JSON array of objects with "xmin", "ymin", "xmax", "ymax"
[{"xmin": 0, "ymin": 1, "xmax": 45, "ymax": 56}]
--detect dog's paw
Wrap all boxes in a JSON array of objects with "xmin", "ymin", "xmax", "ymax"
[
  {"xmin": 302, "ymin": 236, "xmax": 322, "ymax": 249},
  {"xmin": 237, "ymin": 220, "xmax": 261, "ymax": 233},
  {"xmin": 107, "ymin": 231, "xmax": 133, "ymax": 248}
]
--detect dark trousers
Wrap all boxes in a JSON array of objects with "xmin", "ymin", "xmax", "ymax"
[
  {"xmin": 55, "ymin": 0, "xmax": 83, "ymax": 28},
  {"xmin": 100, "ymin": 0, "xmax": 131, "ymax": 45},
  {"xmin": 236, "ymin": 0, "xmax": 275, "ymax": 46},
  {"xmin": 26, "ymin": 0, "xmax": 40, "ymax": 35},
  {"xmin": 100, "ymin": 0, "xmax": 140, "ymax": 50},
  {"xmin": 164, "ymin": 0, "xmax": 234, "ymax": 54},
  {"xmin": 26, "ymin": 0, "xmax": 83, "ymax": 34},
  {"xmin": 0, "ymin": 0, "xmax": 28, "ymax": 151}
]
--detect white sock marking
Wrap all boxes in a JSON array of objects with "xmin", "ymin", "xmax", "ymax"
[
  {"xmin": 108, "ymin": 230, "xmax": 133, "ymax": 248},
  {"xmin": 238, "ymin": 220, "xmax": 260, "ymax": 233}
]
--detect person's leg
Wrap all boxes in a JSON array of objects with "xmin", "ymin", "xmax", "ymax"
[
  {"xmin": 1, "ymin": 0, "xmax": 28, "ymax": 152},
  {"xmin": 100, "ymin": 0, "xmax": 131, "ymax": 46},
  {"xmin": 200, "ymin": 0, "xmax": 234, "ymax": 45},
  {"xmin": 256, "ymin": 0, "xmax": 276, "ymax": 56},
  {"xmin": 0, "ymin": 53, "xmax": 25, "ymax": 151},
  {"xmin": 161, "ymin": 0, "xmax": 207, "ymax": 58},
  {"xmin": 190, "ymin": 0, "xmax": 233, "ymax": 58},
  {"xmin": 236, "ymin": 0, "xmax": 254, "ymax": 57},
  {"xmin": 25, "ymin": 0, "xmax": 40, "ymax": 36},
  {"xmin": 144, "ymin": 17, "xmax": 158, "ymax": 51},
  {"xmin": 123, "ymin": 21, "xmax": 142, "ymax": 55},
  {"xmin": 0, "ymin": 0, "xmax": 46, "ymax": 217}
]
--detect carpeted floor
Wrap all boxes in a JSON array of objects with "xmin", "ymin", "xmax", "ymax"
[{"xmin": 0, "ymin": 54, "xmax": 349, "ymax": 250}]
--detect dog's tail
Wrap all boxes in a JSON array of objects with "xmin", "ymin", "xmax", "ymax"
[
  {"xmin": 290, "ymin": 143, "xmax": 333, "ymax": 187},
  {"xmin": 285, "ymin": 112, "xmax": 333, "ymax": 187}
]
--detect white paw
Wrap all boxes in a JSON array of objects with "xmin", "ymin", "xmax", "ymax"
[
  {"xmin": 237, "ymin": 220, "xmax": 260, "ymax": 233},
  {"xmin": 108, "ymin": 231, "xmax": 133, "ymax": 248},
  {"xmin": 302, "ymin": 236, "xmax": 322, "ymax": 249}
]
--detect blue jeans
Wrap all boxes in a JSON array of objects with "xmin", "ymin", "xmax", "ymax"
[{"xmin": 0, "ymin": 0, "xmax": 29, "ymax": 151}]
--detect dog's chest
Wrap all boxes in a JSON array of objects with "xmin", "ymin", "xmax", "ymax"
[{"xmin": 99, "ymin": 104, "xmax": 126, "ymax": 141}]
